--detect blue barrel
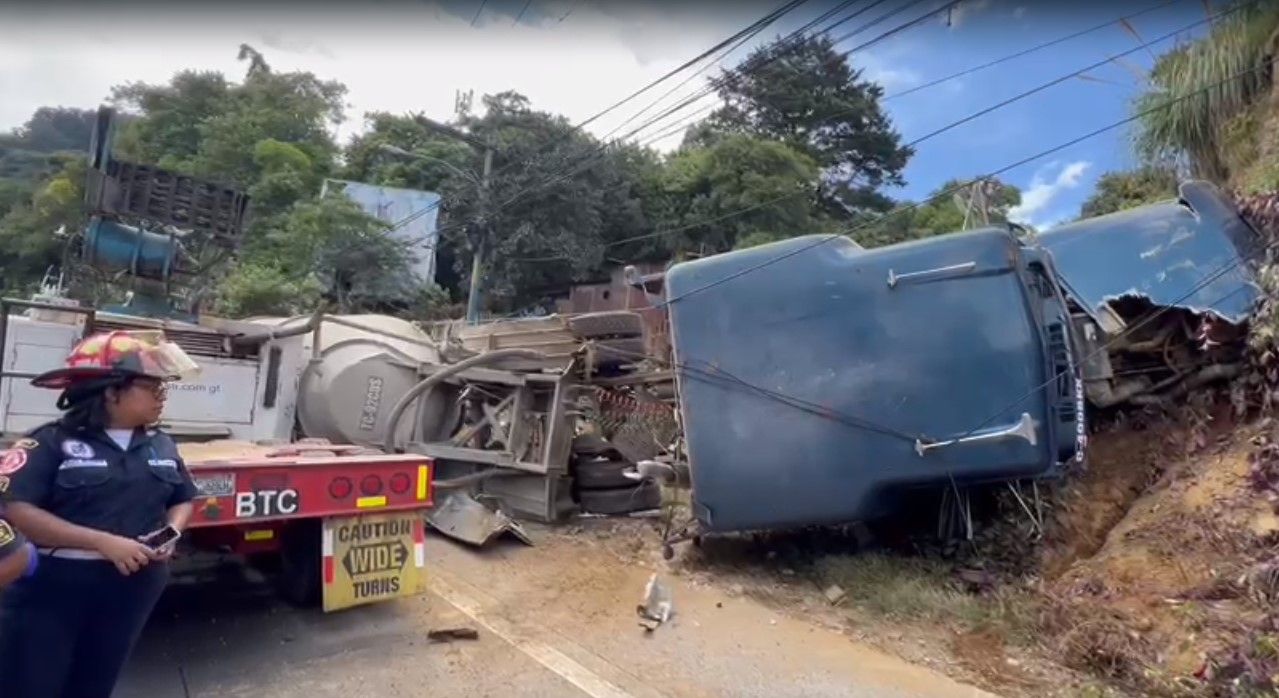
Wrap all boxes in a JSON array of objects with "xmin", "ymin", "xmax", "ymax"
[{"xmin": 83, "ymin": 218, "xmax": 179, "ymax": 281}]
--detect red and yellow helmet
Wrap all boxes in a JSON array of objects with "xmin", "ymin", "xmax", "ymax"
[{"xmin": 31, "ymin": 330, "xmax": 201, "ymax": 390}]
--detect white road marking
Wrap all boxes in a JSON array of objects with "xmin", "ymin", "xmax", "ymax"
[{"xmin": 428, "ymin": 572, "xmax": 638, "ymax": 698}]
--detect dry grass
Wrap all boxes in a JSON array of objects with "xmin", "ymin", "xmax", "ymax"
[{"xmin": 812, "ymin": 553, "xmax": 1040, "ymax": 641}]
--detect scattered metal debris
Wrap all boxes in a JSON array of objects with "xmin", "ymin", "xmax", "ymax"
[
  {"xmin": 636, "ymin": 573, "xmax": 673, "ymax": 632},
  {"xmin": 427, "ymin": 627, "xmax": 480, "ymax": 643},
  {"xmin": 426, "ymin": 492, "xmax": 534, "ymax": 547},
  {"xmin": 823, "ymin": 584, "xmax": 847, "ymax": 605}
]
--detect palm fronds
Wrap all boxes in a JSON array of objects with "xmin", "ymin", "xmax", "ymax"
[{"xmin": 1133, "ymin": 0, "xmax": 1279, "ymax": 182}]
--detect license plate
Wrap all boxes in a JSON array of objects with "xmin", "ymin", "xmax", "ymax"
[{"xmin": 193, "ymin": 473, "xmax": 235, "ymax": 498}]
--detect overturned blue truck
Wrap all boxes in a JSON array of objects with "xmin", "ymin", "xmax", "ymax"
[{"xmin": 660, "ymin": 180, "xmax": 1263, "ymax": 538}]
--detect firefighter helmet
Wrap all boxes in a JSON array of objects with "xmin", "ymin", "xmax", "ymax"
[{"xmin": 30, "ymin": 330, "xmax": 201, "ymax": 390}]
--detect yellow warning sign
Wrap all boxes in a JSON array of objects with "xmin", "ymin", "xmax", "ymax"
[{"xmin": 321, "ymin": 511, "xmax": 427, "ymax": 612}]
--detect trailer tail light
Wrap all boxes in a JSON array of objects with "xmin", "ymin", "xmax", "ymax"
[
  {"xmin": 359, "ymin": 474, "xmax": 383, "ymax": 497},
  {"xmin": 389, "ymin": 472, "xmax": 411, "ymax": 495},
  {"xmin": 328, "ymin": 476, "xmax": 353, "ymax": 500}
]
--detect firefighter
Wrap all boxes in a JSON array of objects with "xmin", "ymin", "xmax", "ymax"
[
  {"xmin": 0, "ymin": 518, "xmax": 37, "ymax": 587},
  {"xmin": 0, "ymin": 331, "xmax": 201, "ymax": 698}
]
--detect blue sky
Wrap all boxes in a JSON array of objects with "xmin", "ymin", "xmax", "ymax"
[
  {"xmin": 819, "ymin": 0, "xmax": 1208, "ymax": 227},
  {"xmin": 0, "ymin": 0, "xmax": 1213, "ymax": 229},
  {"xmin": 432, "ymin": 0, "xmax": 1212, "ymax": 228}
]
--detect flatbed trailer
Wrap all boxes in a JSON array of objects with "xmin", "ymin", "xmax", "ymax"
[{"xmin": 178, "ymin": 443, "xmax": 434, "ymax": 612}]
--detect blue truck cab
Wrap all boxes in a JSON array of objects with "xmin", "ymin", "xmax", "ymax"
[{"xmin": 665, "ymin": 226, "xmax": 1085, "ymax": 534}]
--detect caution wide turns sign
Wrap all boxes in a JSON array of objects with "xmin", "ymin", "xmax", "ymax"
[{"xmin": 322, "ymin": 512, "xmax": 427, "ymax": 612}]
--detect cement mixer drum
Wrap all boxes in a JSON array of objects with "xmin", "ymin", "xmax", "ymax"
[{"xmin": 252, "ymin": 315, "xmax": 455, "ymax": 446}]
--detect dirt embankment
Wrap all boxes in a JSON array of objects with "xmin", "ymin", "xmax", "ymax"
[{"xmin": 1040, "ymin": 406, "xmax": 1279, "ymax": 694}]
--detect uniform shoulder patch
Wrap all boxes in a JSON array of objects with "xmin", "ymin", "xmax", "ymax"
[
  {"xmin": 61, "ymin": 440, "xmax": 95, "ymax": 459},
  {"xmin": 0, "ymin": 450, "xmax": 27, "ymax": 475},
  {"xmin": 0, "ymin": 520, "xmax": 14, "ymax": 547},
  {"xmin": 0, "ymin": 475, "xmax": 10, "ymax": 494},
  {"xmin": 10, "ymin": 438, "xmax": 38, "ymax": 451}
]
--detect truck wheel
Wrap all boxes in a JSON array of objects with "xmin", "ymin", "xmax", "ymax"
[
  {"xmin": 572, "ymin": 433, "xmax": 622, "ymax": 460},
  {"xmin": 573, "ymin": 458, "xmax": 637, "ymax": 490},
  {"xmin": 578, "ymin": 481, "xmax": 662, "ymax": 515},
  {"xmin": 277, "ymin": 520, "xmax": 321, "ymax": 608},
  {"xmin": 594, "ymin": 337, "xmax": 648, "ymax": 363},
  {"xmin": 568, "ymin": 311, "xmax": 643, "ymax": 339}
]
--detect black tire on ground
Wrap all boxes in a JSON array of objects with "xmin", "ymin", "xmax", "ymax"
[
  {"xmin": 568, "ymin": 311, "xmax": 643, "ymax": 339},
  {"xmin": 572, "ymin": 458, "xmax": 637, "ymax": 490},
  {"xmin": 277, "ymin": 519, "xmax": 322, "ymax": 608},
  {"xmin": 577, "ymin": 481, "xmax": 662, "ymax": 515}
]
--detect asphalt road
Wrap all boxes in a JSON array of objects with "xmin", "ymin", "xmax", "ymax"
[{"xmin": 116, "ymin": 531, "xmax": 996, "ymax": 698}]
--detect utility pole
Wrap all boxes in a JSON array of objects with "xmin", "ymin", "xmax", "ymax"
[
  {"xmin": 411, "ymin": 114, "xmax": 495, "ymax": 324},
  {"xmin": 466, "ymin": 147, "xmax": 493, "ymax": 324}
]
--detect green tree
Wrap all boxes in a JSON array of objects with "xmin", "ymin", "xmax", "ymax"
[
  {"xmin": 1079, "ymin": 167, "xmax": 1179, "ymax": 218},
  {"xmin": 853, "ymin": 178, "xmax": 1021, "ymax": 248},
  {"xmin": 219, "ymin": 195, "xmax": 428, "ymax": 315},
  {"xmin": 655, "ymin": 134, "xmax": 827, "ymax": 253},
  {"xmin": 9, "ymin": 107, "xmax": 97, "ymax": 153},
  {"xmin": 346, "ymin": 93, "xmax": 661, "ymax": 313},
  {"xmin": 697, "ymin": 34, "xmax": 912, "ymax": 215},
  {"xmin": 0, "ymin": 156, "xmax": 87, "ymax": 294}
]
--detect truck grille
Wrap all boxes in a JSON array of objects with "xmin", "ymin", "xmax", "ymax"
[{"xmin": 91, "ymin": 318, "xmax": 258, "ymax": 359}]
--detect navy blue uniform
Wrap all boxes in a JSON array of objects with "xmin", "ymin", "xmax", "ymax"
[{"xmin": 0, "ymin": 425, "xmax": 197, "ymax": 698}]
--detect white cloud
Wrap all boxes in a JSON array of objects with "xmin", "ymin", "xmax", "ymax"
[
  {"xmin": 1008, "ymin": 160, "xmax": 1092, "ymax": 227},
  {"xmin": 945, "ymin": 0, "xmax": 994, "ymax": 29},
  {"xmin": 0, "ymin": 2, "xmax": 770, "ymax": 152},
  {"xmin": 858, "ymin": 51, "xmax": 922, "ymax": 91}
]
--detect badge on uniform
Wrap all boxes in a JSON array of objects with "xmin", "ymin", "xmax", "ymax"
[
  {"xmin": 0, "ymin": 475, "xmax": 10, "ymax": 494},
  {"xmin": 11, "ymin": 438, "xmax": 38, "ymax": 451},
  {"xmin": 0, "ymin": 450, "xmax": 26, "ymax": 475},
  {"xmin": 61, "ymin": 440, "xmax": 95, "ymax": 459},
  {"xmin": 0, "ymin": 520, "xmax": 15, "ymax": 547}
]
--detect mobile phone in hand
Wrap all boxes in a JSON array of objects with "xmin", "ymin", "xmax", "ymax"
[{"xmin": 139, "ymin": 525, "xmax": 181, "ymax": 552}]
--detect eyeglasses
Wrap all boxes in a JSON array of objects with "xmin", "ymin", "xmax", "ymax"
[{"xmin": 132, "ymin": 381, "xmax": 167, "ymax": 399}]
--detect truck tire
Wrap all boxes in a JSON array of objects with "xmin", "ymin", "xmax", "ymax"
[
  {"xmin": 573, "ymin": 458, "xmax": 637, "ymax": 490},
  {"xmin": 578, "ymin": 481, "xmax": 662, "ymax": 515},
  {"xmin": 593, "ymin": 337, "xmax": 647, "ymax": 362},
  {"xmin": 572, "ymin": 433, "xmax": 621, "ymax": 459},
  {"xmin": 568, "ymin": 311, "xmax": 643, "ymax": 339},
  {"xmin": 277, "ymin": 520, "xmax": 321, "ymax": 608}
]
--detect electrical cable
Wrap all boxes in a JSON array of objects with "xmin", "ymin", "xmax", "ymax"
[
  {"xmin": 488, "ymin": 0, "xmax": 959, "ymax": 221},
  {"xmin": 515, "ymin": 0, "xmax": 1259, "ymax": 265},
  {"xmin": 656, "ymin": 46, "xmax": 1273, "ymax": 309},
  {"xmin": 884, "ymin": 0, "xmax": 1179, "ymax": 102},
  {"xmin": 382, "ymin": 0, "xmax": 822, "ymax": 242},
  {"xmin": 576, "ymin": 0, "xmax": 812, "ymax": 130}
]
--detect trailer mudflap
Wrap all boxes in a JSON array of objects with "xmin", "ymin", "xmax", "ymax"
[{"xmin": 321, "ymin": 511, "xmax": 428, "ymax": 612}]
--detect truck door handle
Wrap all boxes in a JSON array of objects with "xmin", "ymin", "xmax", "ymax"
[
  {"xmin": 915, "ymin": 413, "xmax": 1038, "ymax": 456},
  {"xmin": 887, "ymin": 262, "xmax": 977, "ymax": 288}
]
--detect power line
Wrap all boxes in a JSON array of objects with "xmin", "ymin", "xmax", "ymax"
[
  {"xmin": 831, "ymin": 0, "xmax": 938, "ymax": 45},
  {"xmin": 471, "ymin": 0, "xmax": 488, "ymax": 27},
  {"xmin": 657, "ymin": 48, "xmax": 1274, "ymax": 310},
  {"xmin": 884, "ymin": 0, "xmax": 1179, "ymax": 102},
  {"xmin": 513, "ymin": 0, "xmax": 534, "ymax": 25},
  {"xmin": 540, "ymin": 0, "xmax": 1182, "ymax": 157},
  {"xmin": 576, "ymin": 0, "xmax": 813, "ymax": 130},
  {"xmin": 376, "ymin": 0, "xmax": 818, "ymax": 245},
  {"xmin": 514, "ymin": 0, "xmax": 1255, "ymax": 263},
  {"xmin": 489, "ymin": 0, "xmax": 956, "ymax": 221}
]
